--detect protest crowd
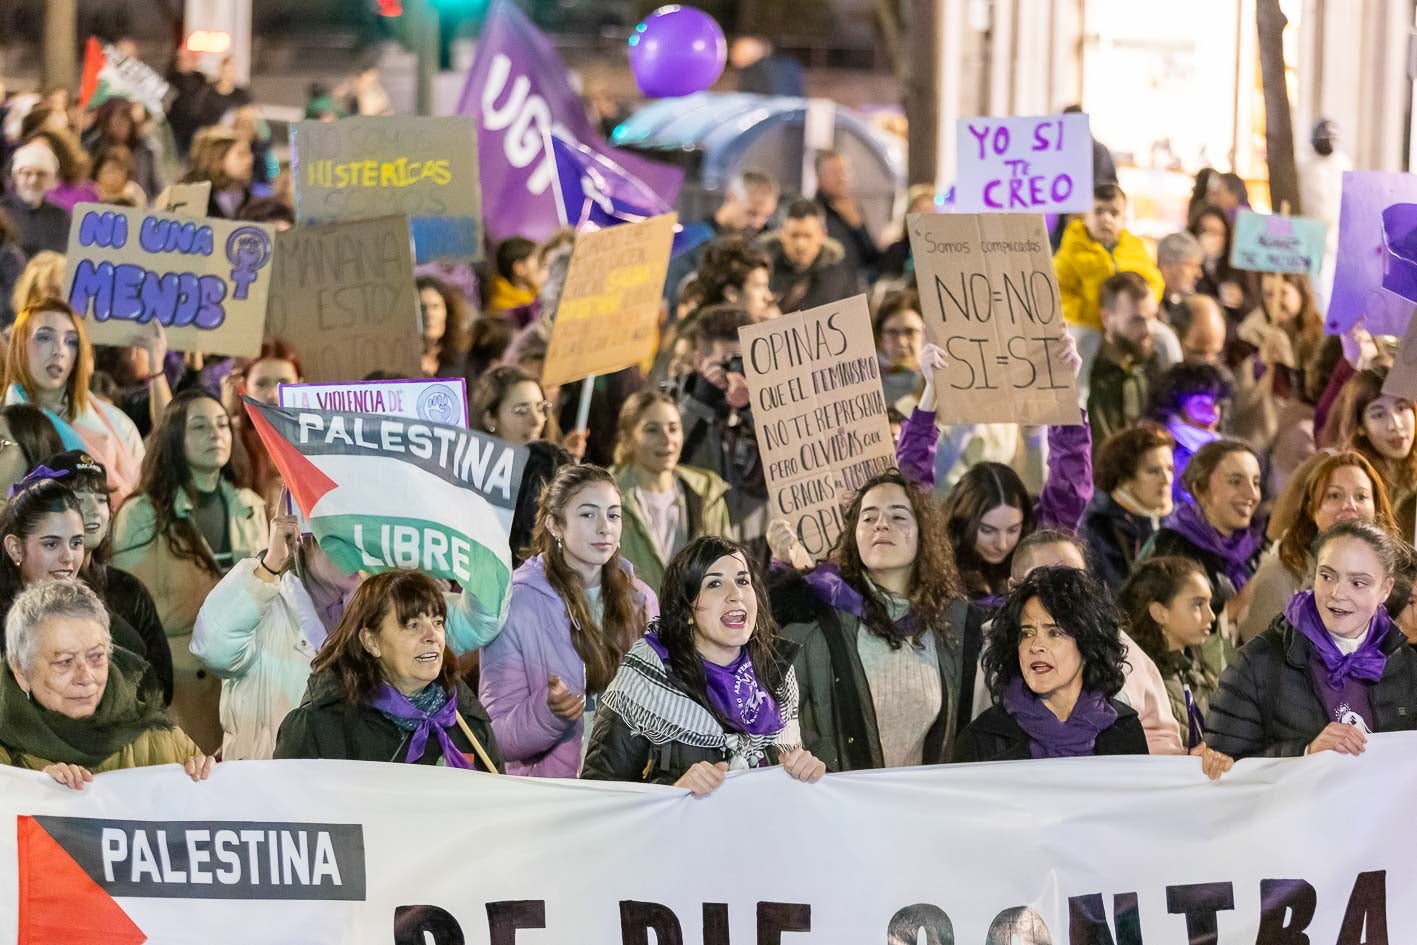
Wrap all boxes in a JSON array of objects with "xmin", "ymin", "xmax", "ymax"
[{"xmin": 2, "ymin": 16, "xmax": 1417, "ymax": 817}]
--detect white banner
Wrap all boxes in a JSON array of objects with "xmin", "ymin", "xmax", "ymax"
[{"xmin": 3, "ymin": 733, "xmax": 1415, "ymax": 944}]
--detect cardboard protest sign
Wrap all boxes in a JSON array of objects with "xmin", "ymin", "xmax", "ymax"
[
  {"xmin": 64, "ymin": 203, "xmax": 274, "ymax": 358},
  {"xmin": 739, "ymin": 295, "xmax": 897, "ymax": 562},
  {"xmin": 1230, "ymin": 209, "xmax": 1327, "ymax": 276},
  {"xmin": 157, "ymin": 182, "xmax": 211, "ymax": 217},
  {"xmin": 266, "ymin": 216, "xmax": 423, "ymax": 383},
  {"xmin": 292, "ymin": 117, "xmax": 482, "ymax": 264},
  {"xmin": 1328, "ymin": 171, "xmax": 1417, "ymax": 337},
  {"xmin": 1383, "ymin": 314, "xmax": 1417, "ymax": 401},
  {"xmin": 279, "ymin": 378, "xmax": 468, "ymax": 427},
  {"xmin": 908, "ymin": 213, "xmax": 1079, "ymax": 425},
  {"xmin": 540, "ymin": 213, "xmax": 676, "ymax": 388},
  {"xmin": 955, "ymin": 113, "xmax": 1093, "ymax": 214}
]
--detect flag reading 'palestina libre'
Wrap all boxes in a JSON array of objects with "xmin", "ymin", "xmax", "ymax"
[{"xmin": 242, "ymin": 398, "xmax": 527, "ymax": 615}]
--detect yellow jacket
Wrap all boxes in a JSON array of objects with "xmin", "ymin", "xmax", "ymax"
[
  {"xmin": 0, "ymin": 726, "xmax": 201, "ymax": 773},
  {"xmin": 1053, "ymin": 219, "xmax": 1165, "ymax": 330}
]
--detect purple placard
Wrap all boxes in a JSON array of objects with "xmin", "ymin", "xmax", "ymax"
[
  {"xmin": 278, "ymin": 378, "xmax": 469, "ymax": 427},
  {"xmin": 457, "ymin": 0, "xmax": 683, "ymax": 244},
  {"xmin": 1328, "ymin": 171, "xmax": 1417, "ymax": 337}
]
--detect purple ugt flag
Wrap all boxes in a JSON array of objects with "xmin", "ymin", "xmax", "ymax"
[{"xmin": 458, "ymin": 0, "xmax": 683, "ymax": 244}]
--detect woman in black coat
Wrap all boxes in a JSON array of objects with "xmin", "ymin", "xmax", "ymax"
[
  {"xmin": 275, "ymin": 570, "xmax": 500, "ymax": 771},
  {"xmin": 956, "ymin": 567, "xmax": 1148, "ymax": 762},
  {"xmin": 1080, "ymin": 423, "xmax": 1176, "ymax": 592},
  {"xmin": 582, "ymin": 536, "xmax": 825, "ymax": 794},
  {"xmin": 1206, "ymin": 520, "xmax": 1417, "ymax": 759}
]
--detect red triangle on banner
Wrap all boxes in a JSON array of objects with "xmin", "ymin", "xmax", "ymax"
[
  {"xmin": 243, "ymin": 398, "xmax": 340, "ymax": 519},
  {"xmin": 17, "ymin": 815, "xmax": 147, "ymax": 945}
]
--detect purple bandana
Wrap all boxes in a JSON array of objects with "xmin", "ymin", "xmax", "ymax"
[
  {"xmin": 644, "ymin": 632, "xmax": 783, "ymax": 736},
  {"xmin": 1000, "ymin": 676, "xmax": 1118, "ymax": 759},
  {"xmin": 8, "ymin": 464, "xmax": 71, "ymax": 499},
  {"xmin": 1164, "ymin": 500, "xmax": 1262, "ymax": 590},
  {"xmin": 803, "ymin": 564, "xmax": 921, "ymax": 637},
  {"xmin": 367, "ymin": 683, "xmax": 474, "ymax": 769},
  {"xmin": 1284, "ymin": 590, "xmax": 1391, "ymax": 690}
]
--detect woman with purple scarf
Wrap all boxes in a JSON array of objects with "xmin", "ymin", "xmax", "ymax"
[
  {"xmin": 955, "ymin": 566, "xmax": 1148, "ymax": 762},
  {"xmin": 274, "ymin": 570, "xmax": 501, "ymax": 772},
  {"xmin": 1206, "ymin": 521, "xmax": 1417, "ymax": 758},
  {"xmin": 582, "ymin": 537, "xmax": 824, "ymax": 794},
  {"xmin": 1145, "ymin": 440, "xmax": 1265, "ymax": 628}
]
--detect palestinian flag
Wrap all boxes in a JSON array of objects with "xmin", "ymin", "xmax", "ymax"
[
  {"xmin": 243, "ymin": 398, "xmax": 527, "ymax": 615},
  {"xmin": 79, "ymin": 37, "xmax": 170, "ymax": 117}
]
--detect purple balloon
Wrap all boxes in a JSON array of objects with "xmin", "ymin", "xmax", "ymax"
[{"xmin": 629, "ymin": 5, "xmax": 727, "ymax": 99}]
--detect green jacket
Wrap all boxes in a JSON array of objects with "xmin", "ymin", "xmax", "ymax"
[
  {"xmin": 611, "ymin": 464, "xmax": 733, "ymax": 593},
  {"xmin": 1156, "ymin": 631, "xmax": 1234, "ymax": 749}
]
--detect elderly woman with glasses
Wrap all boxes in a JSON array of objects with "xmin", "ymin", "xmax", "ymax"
[{"xmin": 0, "ymin": 579, "xmax": 211, "ymax": 789}]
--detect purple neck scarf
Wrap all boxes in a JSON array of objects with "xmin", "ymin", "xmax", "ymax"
[
  {"xmin": 1000, "ymin": 676, "xmax": 1118, "ymax": 759},
  {"xmin": 644, "ymin": 632, "xmax": 783, "ymax": 736},
  {"xmin": 803, "ymin": 564, "xmax": 921, "ymax": 638},
  {"xmin": 367, "ymin": 683, "xmax": 474, "ymax": 769},
  {"xmin": 1164, "ymin": 500, "xmax": 1262, "ymax": 590},
  {"xmin": 1284, "ymin": 590, "xmax": 1391, "ymax": 690}
]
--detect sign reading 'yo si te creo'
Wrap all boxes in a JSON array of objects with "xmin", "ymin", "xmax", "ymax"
[{"xmin": 63, "ymin": 203, "xmax": 275, "ymax": 358}]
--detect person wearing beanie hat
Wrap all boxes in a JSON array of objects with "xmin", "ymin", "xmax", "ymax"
[{"xmin": 1, "ymin": 139, "xmax": 69, "ymax": 258}]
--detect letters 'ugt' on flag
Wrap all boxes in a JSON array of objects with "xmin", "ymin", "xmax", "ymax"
[{"xmin": 242, "ymin": 398, "xmax": 527, "ymax": 615}]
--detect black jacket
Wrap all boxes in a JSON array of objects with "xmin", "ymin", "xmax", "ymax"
[
  {"xmin": 771, "ymin": 569, "xmax": 976, "ymax": 770},
  {"xmin": 274, "ymin": 669, "xmax": 501, "ymax": 770},
  {"xmin": 0, "ymin": 194, "xmax": 68, "ymax": 259},
  {"xmin": 1145, "ymin": 527, "xmax": 1262, "ymax": 619},
  {"xmin": 762, "ymin": 234, "xmax": 865, "ymax": 315},
  {"xmin": 101, "ymin": 565, "xmax": 173, "ymax": 705},
  {"xmin": 954, "ymin": 699, "xmax": 1148, "ymax": 763},
  {"xmin": 1080, "ymin": 491, "xmax": 1160, "ymax": 593},
  {"xmin": 1205, "ymin": 614, "xmax": 1417, "ymax": 758},
  {"xmin": 580, "ymin": 641, "xmax": 799, "ymax": 786}
]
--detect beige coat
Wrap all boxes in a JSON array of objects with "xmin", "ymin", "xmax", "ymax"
[{"xmin": 0, "ymin": 725, "xmax": 201, "ymax": 773}]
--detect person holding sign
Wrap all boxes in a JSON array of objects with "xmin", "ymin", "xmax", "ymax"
[
  {"xmin": 1206, "ymin": 521, "xmax": 1417, "ymax": 759},
  {"xmin": 480, "ymin": 465, "xmax": 657, "ymax": 778},
  {"xmin": 611, "ymin": 391, "xmax": 733, "ymax": 594},
  {"xmin": 0, "ymin": 581, "xmax": 213, "ymax": 790},
  {"xmin": 582, "ymin": 536, "xmax": 824, "ymax": 793},
  {"xmin": 899, "ymin": 340, "xmax": 1092, "ymax": 602},
  {"xmin": 772, "ymin": 471, "xmax": 977, "ymax": 771},
  {"xmin": 1228, "ymin": 272, "xmax": 1324, "ymax": 456},
  {"xmin": 1144, "ymin": 440, "xmax": 1264, "ymax": 629},
  {"xmin": 955, "ymin": 566, "xmax": 1148, "ymax": 762},
  {"xmin": 274, "ymin": 570, "xmax": 501, "ymax": 772},
  {"xmin": 1, "ymin": 299, "xmax": 145, "ymax": 508},
  {"xmin": 110, "ymin": 390, "xmax": 269, "ymax": 752}
]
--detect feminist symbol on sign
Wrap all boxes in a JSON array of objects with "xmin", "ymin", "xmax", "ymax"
[{"xmin": 226, "ymin": 226, "xmax": 274, "ymax": 301}]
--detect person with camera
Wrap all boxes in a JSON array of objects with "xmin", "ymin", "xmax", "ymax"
[{"xmin": 677, "ymin": 305, "xmax": 770, "ymax": 567}]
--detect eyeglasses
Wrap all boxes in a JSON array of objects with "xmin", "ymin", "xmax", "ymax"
[
  {"xmin": 881, "ymin": 328, "xmax": 923, "ymax": 341},
  {"xmin": 509, "ymin": 401, "xmax": 552, "ymax": 418}
]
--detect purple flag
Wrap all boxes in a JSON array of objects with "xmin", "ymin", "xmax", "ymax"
[
  {"xmin": 458, "ymin": 0, "xmax": 683, "ymax": 244},
  {"xmin": 550, "ymin": 133, "xmax": 670, "ymax": 229},
  {"xmin": 1329, "ymin": 171, "xmax": 1417, "ymax": 337}
]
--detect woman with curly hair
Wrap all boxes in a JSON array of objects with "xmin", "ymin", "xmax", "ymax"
[
  {"xmin": 956, "ymin": 566, "xmax": 1147, "ymax": 761},
  {"xmin": 1080, "ymin": 423, "xmax": 1175, "ymax": 591},
  {"xmin": 479, "ymin": 464, "xmax": 657, "ymax": 777},
  {"xmin": 771, "ymin": 470, "xmax": 980, "ymax": 770},
  {"xmin": 582, "ymin": 536, "xmax": 825, "ymax": 793},
  {"xmin": 1240, "ymin": 450, "xmax": 1396, "ymax": 643},
  {"xmin": 1118, "ymin": 556, "xmax": 1228, "ymax": 751}
]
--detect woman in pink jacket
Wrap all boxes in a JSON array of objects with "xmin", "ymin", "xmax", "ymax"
[{"xmin": 478, "ymin": 464, "xmax": 658, "ymax": 777}]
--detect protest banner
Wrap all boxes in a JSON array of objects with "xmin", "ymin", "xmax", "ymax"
[
  {"xmin": 1230, "ymin": 208, "xmax": 1327, "ymax": 276},
  {"xmin": 63, "ymin": 203, "xmax": 275, "ymax": 358},
  {"xmin": 457, "ymin": 0, "xmax": 682, "ymax": 243},
  {"xmin": 541, "ymin": 213, "xmax": 677, "ymax": 388},
  {"xmin": 4, "ymin": 733, "xmax": 1417, "ymax": 943},
  {"xmin": 908, "ymin": 212, "xmax": 1079, "ymax": 424},
  {"xmin": 739, "ymin": 295, "xmax": 896, "ymax": 562},
  {"xmin": 265, "ymin": 216, "xmax": 423, "ymax": 384},
  {"xmin": 279, "ymin": 379, "xmax": 468, "ymax": 427},
  {"xmin": 243, "ymin": 398, "xmax": 525, "ymax": 616},
  {"xmin": 955, "ymin": 113, "xmax": 1093, "ymax": 214},
  {"xmin": 1328, "ymin": 171, "xmax": 1417, "ymax": 337},
  {"xmin": 291, "ymin": 117, "xmax": 482, "ymax": 264},
  {"xmin": 157, "ymin": 182, "xmax": 212, "ymax": 217}
]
